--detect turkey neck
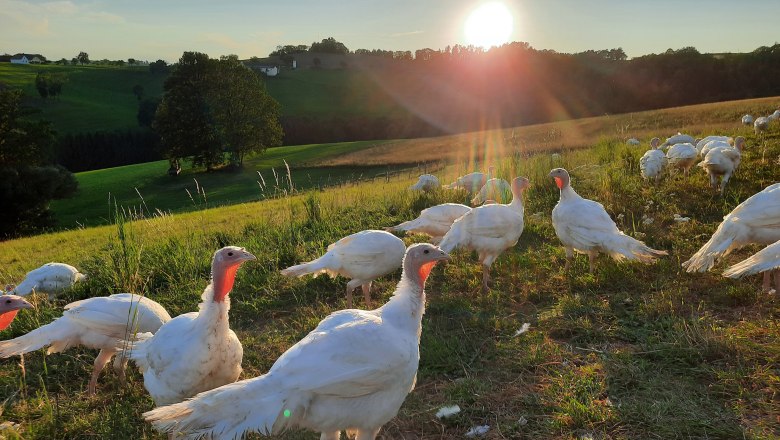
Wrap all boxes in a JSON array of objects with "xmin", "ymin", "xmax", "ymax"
[
  {"xmin": 381, "ymin": 263, "xmax": 427, "ymax": 336},
  {"xmin": 198, "ymin": 284, "xmax": 232, "ymax": 331},
  {"xmin": 558, "ymin": 180, "xmax": 581, "ymax": 202},
  {"xmin": 508, "ymin": 191, "xmax": 525, "ymax": 213}
]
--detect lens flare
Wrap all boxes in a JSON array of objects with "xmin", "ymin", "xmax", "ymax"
[{"xmin": 464, "ymin": 2, "xmax": 513, "ymax": 49}]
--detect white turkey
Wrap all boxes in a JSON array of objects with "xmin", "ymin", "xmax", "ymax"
[
  {"xmin": 769, "ymin": 109, "xmax": 780, "ymax": 121},
  {"xmin": 125, "ymin": 246, "xmax": 255, "ymax": 408},
  {"xmin": 683, "ymin": 183, "xmax": 780, "ymax": 274},
  {"xmin": 700, "ymin": 136, "xmax": 743, "ymax": 160},
  {"xmin": 0, "ymin": 293, "xmax": 171, "ymax": 395},
  {"xmin": 409, "ymin": 174, "xmax": 439, "ymax": 192},
  {"xmin": 549, "ymin": 168, "xmax": 667, "ymax": 273},
  {"xmin": 281, "ymin": 230, "xmax": 405, "ymax": 308},
  {"xmin": 723, "ymin": 239, "xmax": 780, "ymax": 293},
  {"xmin": 385, "ymin": 203, "xmax": 471, "ymax": 244},
  {"xmin": 696, "ymin": 135, "xmax": 732, "ymax": 156},
  {"xmin": 8, "ymin": 262, "xmax": 86, "ymax": 297},
  {"xmin": 144, "ymin": 243, "xmax": 450, "ymax": 440},
  {"xmin": 741, "ymin": 114, "xmax": 753, "ymax": 126},
  {"xmin": 661, "ymin": 133, "xmax": 695, "ymax": 148},
  {"xmin": 0, "ymin": 294, "xmax": 33, "ymax": 332},
  {"xmin": 639, "ymin": 137, "xmax": 666, "ymax": 183},
  {"xmin": 439, "ymin": 177, "xmax": 529, "ymax": 292},
  {"xmin": 444, "ymin": 170, "xmax": 488, "ymax": 194},
  {"xmin": 754, "ymin": 116, "xmax": 769, "ymax": 135},
  {"xmin": 471, "ymin": 177, "xmax": 512, "ymax": 205},
  {"xmin": 665, "ymin": 142, "xmax": 698, "ymax": 176},
  {"xmin": 626, "ymin": 138, "xmax": 640, "ymax": 146},
  {"xmin": 698, "ymin": 138, "xmax": 745, "ymax": 194}
]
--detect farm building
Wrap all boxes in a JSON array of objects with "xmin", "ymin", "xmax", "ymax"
[{"xmin": 9, "ymin": 53, "xmax": 47, "ymax": 64}]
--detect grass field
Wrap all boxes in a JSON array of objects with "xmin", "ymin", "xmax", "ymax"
[
  {"xmin": 0, "ymin": 64, "xmax": 166, "ymax": 134},
  {"xmin": 49, "ymin": 140, "xmax": 403, "ymax": 228},
  {"xmin": 0, "ymin": 99, "xmax": 779, "ymax": 438}
]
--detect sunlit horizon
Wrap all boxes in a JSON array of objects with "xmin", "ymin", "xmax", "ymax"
[{"xmin": 464, "ymin": 2, "xmax": 514, "ymax": 49}]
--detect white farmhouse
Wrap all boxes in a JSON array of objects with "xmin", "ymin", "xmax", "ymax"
[{"xmin": 10, "ymin": 53, "xmax": 46, "ymax": 64}]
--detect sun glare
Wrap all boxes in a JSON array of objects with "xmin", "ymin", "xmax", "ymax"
[{"xmin": 464, "ymin": 2, "xmax": 513, "ymax": 49}]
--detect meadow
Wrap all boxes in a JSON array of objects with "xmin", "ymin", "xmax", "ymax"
[{"xmin": 0, "ymin": 102, "xmax": 779, "ymax": 439}]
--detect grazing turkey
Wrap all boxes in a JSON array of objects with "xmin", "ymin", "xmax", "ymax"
[
  {"xmin": 723, "ymin": 239, "xmax": 780, "ymax": 293},
  {"xmin": 439, "ymin": 177, "xmax": 529, "ymax": 292},
  {"xmin": 549, "ymin": 168, "xmax": 667, "ymax": 273},
  {"xmin": 699, "ymin": 136, "xmax": 743, "ymax": 160},
  {"xmin": 626, "ymin": 138, "xmax": 641, "ymax": 146},
  {"xmin": 661, "ymin": 133, "xmax": 695, "ymax": 148},
  {"xmin": 409, "ymin": 174, "xmax": 439, "ymax": 192},
  {"xmin": 666, "ymin": 142, "xmax": 698, "ymax": 176},
  {"xmin": 281, "ymin": 230, "xmax": 405, "ymax": 308},
  {"xmin": 754, "ymin": 116, "xmax": 769, "ymax": 135},
  {"xmin": 683, "ymin": 183, "xmax": 780, "ymax": 274},
  {"xmin": 0, "ymin": 295, "xmax": 33, "ymax": 332},
  {"xmin": 385, "ymin": 203, "xmax": 471, "ymax": 244},
  {"xmin": 698, "ymin": 137, "xmax": 745, "ymax": 195},
  {"xmin": 471, "ymin": 177, "xmax": 512, "ymax": 205},
  {"xmin": 8, "ymin": 263, "xmax": 86, "ymax": 297},
  {"xmin": 639, "ymin": 137, "xmax": 666, "ymax": 183},
  {"xmin": 741, "ymin": 114, "xmax": 753, "ymax": 126},
  {"xmin": 0, "ymin": 293, "xmax": 170, "ymax": 394},
  {"xmin": 144, "ymin": 244, "xmax": 450, "ymax": 440},
  {"xmin": 696, "ymin": 135, "xmax": 732, "ymax": 156},
  {"xmin": 126, "ymin": 247, "xmax": 255, "ymax": 408},
  {"xmin": 444, "ymin": 171, "xmax": 488, "ymax": 194}
]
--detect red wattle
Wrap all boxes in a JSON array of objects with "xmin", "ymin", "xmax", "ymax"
[
  {"xmin": 554, "ymin": 177, "xmax": 564, "ymax": 189},
  {"xmin": 0, "ymin": 310, "xmax": 19, "ymax": 331},
  {"xmin": 417, "ymin": 262, "xmax": 438, "ymax": 288},
  {"xmin": 213, "ymin": 264, "xmax": 240, "ymax": 302}
]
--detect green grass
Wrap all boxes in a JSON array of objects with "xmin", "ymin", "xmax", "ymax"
[
  {"xmin": 49, "ymin": 140, "xmax": 400, "ymax": 228},
  {"xmin": 0, "ymin": 113, "xmax": 779, "ymax": 439},
  {"xmin": 0, "ymin": 64, "xmax": 166, "ymax": 134}
]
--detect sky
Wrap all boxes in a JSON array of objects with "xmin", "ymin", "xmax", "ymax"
[{"xmin": 1, "ymin": 0, "xmax": 779, "ymax": 63}]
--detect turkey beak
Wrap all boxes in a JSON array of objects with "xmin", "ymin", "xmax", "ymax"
[
  {"xmin": 435, "ymin": 250, "xmax": 451, "ymax": 264},
  {"xmin": 239, "ymin": 249, "xmax": 257, "ymax": 263}
]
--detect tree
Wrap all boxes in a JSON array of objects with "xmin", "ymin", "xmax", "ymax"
[
  {"xmin": 137, "ymin": 97, "xmax": 160, "ymax": 127},
  {"xmin": 153, "ymin": 52, "xmax": 282, "ymax": 172},
  {"xmin": 132, "ymin": 84, "xmax": 144, "ymax": 100},
  {"xmin": 128, "ymin": 58, "xmax": 136, "ymax": 65},
  {"xmin": 309, "ymin": 37, "xmax": 349, "ymax": 54},
  {"xmin": 34, "ymin": 73, "xmax": 67, "ymax": 99},
  {"xmin": 149, "ymin": 59, "xmax": 169, "ymax": 74},
  {"xmin": 77, "ymin": 51, "xmax": 90, "ymax": 65},
  {"xmin": 0, "ymin": 90, "xmax": 77, "ymax": 236}
]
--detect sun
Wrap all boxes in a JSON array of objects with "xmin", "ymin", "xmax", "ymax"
[{"xmin": 464, "ymin": 2, "xmax": 513, "ymax": 49}]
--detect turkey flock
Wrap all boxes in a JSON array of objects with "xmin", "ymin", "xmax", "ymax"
[{"xmin": 1, "ymin": 116, "xmax": 779, "ymax": 439}]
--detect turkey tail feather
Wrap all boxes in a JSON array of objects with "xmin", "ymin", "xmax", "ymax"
[
  {"xmin": 145, "ymin": 374, "xmax": 292, "ymax": 440},
  {"xmin": 0, "ymin": 319, "xmax": 68, "ymax": 357},
  {"xmin": 682, "ymin": 222, "xmax": 740, "ymax": 273}
]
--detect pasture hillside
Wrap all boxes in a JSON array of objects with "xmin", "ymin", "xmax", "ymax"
[
  {"xmin": 49, "ymin": 96, "xmax": 780, "ymax": 229},
  {"xmin": 0, "ymin": 64, "xmax": 166, "ymax": 134},
  {"xmin": 0, "ymin": 104, "xmax": 778, "ymax": 439},
  {"xmin": 50, "ymin": 140, "xmax": 398, "ymax": 228}
]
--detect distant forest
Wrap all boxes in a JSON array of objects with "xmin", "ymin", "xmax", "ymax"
[{"xmin": 278, "ymin": 41, "xmax": 780, "ymax": 144}]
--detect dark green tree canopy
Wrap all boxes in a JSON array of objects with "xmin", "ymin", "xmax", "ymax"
[
  {"xmin": 0, "ymin": 89, "xmax": 77, "ymax": 237},
  {"xmin": 153, "ymin": 52, "xmax": 283, "ymax": 172},
  {"xmin": 309, "ymin": 37, "xmax": 349, "ymax": 54}
]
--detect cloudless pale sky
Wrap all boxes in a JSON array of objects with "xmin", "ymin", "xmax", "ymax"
[{"xmin": 1, "ymin": 0, "xmax": 778, "ymax": 62}]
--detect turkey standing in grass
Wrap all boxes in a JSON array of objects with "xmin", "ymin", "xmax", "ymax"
[
  {"xmin": 742, "ymin": 114, "xmax": 754, "ymax": 126},
  {"xmin": 639, "ymin": 137, "xmax": 666, "ymax": 183},
  {"xmin": 125, "ymin": 247, "xmax": 255, "ymax": 411},
  {"xmin": 665, "ymin": 142, "xmax": 698, "ymax": 176},
  {"xmin": 8, "ymin": 262, "xmax": 86, "ymax": 297},
  {"xmin": 661, "ymin": 133, "xmax": 695, "ymax": 148},
  {"xmin": 409, "ymin": 174, "xmax": 439, "ymax": 192},
  {"xmin": 0, "ymin": 293, "xmax": 171, "ymax": 395},
  {"xmin": 723, "ymin": 239, "xmax": 780, "ymax": 293},
  {"xmin": 439, "ymin": 177, "xmax": 529, "ymax": 292},
  {"xmin": 549, "ymin": 168, "xmax": 667, "ymax": 273},
  {"xmin": 444, "ymin": 171, "xmax": 488, "ymax": 194},
  {"xmin": 281, "ymin": 230, "xmax": 405, "ymax": 308},
  {"xmin": 471, "ymin": 177, "xmax": 512, "ymax": 205},
  {"xmin": 0, "ymin": 294, "xmax": 33, "ymax": 332},
  {"xmin": 696, "ymin": 136, "xmax": 732, "ymax": 157},
  {"xmin": 699, "ymin": 137, "xmax": 744, "ymax": 160},
  {"xmin": 144, "ymin": 243, "xmax": 450, "ymax": 440},
  {"xmin": 698, "ymin": 137, "xmax": 745, "ymax": 195},
  {"xmin": 385, "ymin": 203, "xmax": 471, "ymax": 244},
  {"xmin": 683, "ymin": 184, "xmax": 780, "ymax": 289},
  {"xmin": 754, "ymin": 116, "xmax": 769, "ymax": 135}
]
